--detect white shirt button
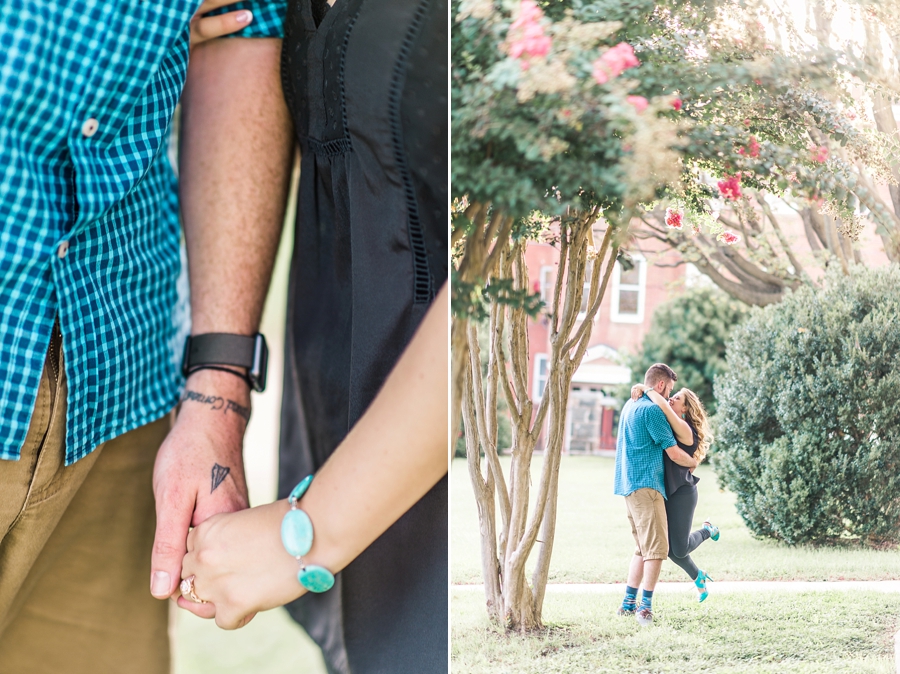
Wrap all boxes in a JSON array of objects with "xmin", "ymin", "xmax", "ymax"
[
  {"xmin": 81, "ymin": 118, "xmax": 99, "ymax": 137},
  {"xmin": 57, "ymin": 241, "xmax": 69, "ymax": 258}
]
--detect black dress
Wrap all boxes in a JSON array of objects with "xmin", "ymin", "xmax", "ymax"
[{"xmin": 277, "ymin": 0, "xmax": 448, "ymax": 671}]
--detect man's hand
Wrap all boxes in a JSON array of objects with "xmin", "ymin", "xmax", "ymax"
[
  {"xmin": 150, "ymin": 369, "xmax": 252, "ymax": 599},
  {"xmin": 177, "ymin": 499, "xmax": 304, "ymax": 629},
  {"xmin": 191, "ymin": 1, "xmax": 253, "ymax": 49},
  {"xmin": 665, "ymin": 444, "xmax": 698, "ymax": 469}
]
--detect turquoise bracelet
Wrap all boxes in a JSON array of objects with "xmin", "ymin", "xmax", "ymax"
[{"xmin": 281, "ymin": 475, "xmax": 335, "ymax": 593}]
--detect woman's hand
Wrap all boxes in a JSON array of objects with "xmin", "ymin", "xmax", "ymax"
[
  {"xmin": 191, "ymin": 1, "xmax": 254, "ymax": 49},
  {"xmin": 177, "ymin": 500, "xmax": 305, "ymax": 629},
  {"xmin": 630, "ymin": 384, "xmax": 647, "ymax": 401}
]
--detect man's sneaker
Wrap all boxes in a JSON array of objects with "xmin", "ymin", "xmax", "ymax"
[
  {"xmin": 635, "ymin": 607, "xmax": 654, "ymax": 626},
  {"xmin": 703, "ymin": 520, "xmax": 720, "ymax": 541},
  {"xmin": 616, "ymin": 605, "xmax": 636, "ymax": 617}
]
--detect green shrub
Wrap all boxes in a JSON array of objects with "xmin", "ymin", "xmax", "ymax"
[
  {"xmin": 625, "ymin": 285, "xmax": 749, "ymax": 415},
  {"xmin": 712, "ymin": 265, "xmax": 900, "ymax": 546}
]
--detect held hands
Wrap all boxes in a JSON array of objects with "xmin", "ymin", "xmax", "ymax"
[
  {"xmin": 630, "ymin": 384, "xmax": 646, "ymax": 402},
  {"xmin": 176, "ymin": 500, "xmax": 306, "ymax": 629},
  {"xmin": 190, "ymin": 0, "xmax": 254, "ymax": 49},
  {"xmin": 150, "ymin": 370, "xmax": 252, "ymax": 601}
]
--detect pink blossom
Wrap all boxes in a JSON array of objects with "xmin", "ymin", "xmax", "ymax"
[
  {"xmin": 672, "ymin": 98, "xmax": 683, "ymax": 111},
  {"xmin": 811, "ymin": 145, "xmax": 829, "ymax": 163},
  {"xmin": 738, "ymin": 135, "xmax": 760, "ymax": 158},
  {"xmin": 718, "ymin": 230, "xmax": 741, "ymax": 245},
  {"xmin": 506, "ymin": 0, "xmax": 552, "ymax": 62},
  {"xmin": 626, "ymin": 95, "xmax": 649, "ymax": 113},
  {"xmin": 717, "ymin": 174, "xmax": 742, "ymax": 200},
  {"xmin": 665, "ymin": 207, "xmax": 684, "ymax": 230},
  {"xmin": 511, "ymin": 0, "xmax": 543, "ymax": 26},
  {"xmin": 592, "ymin": 42, "xmax": 639, "ymax": 85},
  {"xmin": 744, "ymin": 119, "xmax": 751, "ymax": 127}
]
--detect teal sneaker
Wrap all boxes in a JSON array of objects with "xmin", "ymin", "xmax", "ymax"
[
  {"xmin": 703, "ymin": 520, "xmax": 720, "ymax": 541},
  {"xmin": 695, "ymin": 569, "xmax": 713, "ymax": 603}
]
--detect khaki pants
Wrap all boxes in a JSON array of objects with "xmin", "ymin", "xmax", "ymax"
[
  {"xmin": 0, "ymin": 331, "xmax": 171, "ymax": 674},
  {"xmin": 624, "ymin": 487, "xmax": 669, "ymax": 561}
]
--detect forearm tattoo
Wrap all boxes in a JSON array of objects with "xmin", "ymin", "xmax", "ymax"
[
  {"xmin": 180, "ymin": 389, "xmax": 251, "ymax": 422},
  {"xmin": 211, "ymin": 463, "xmax": 231, "ymax": 493}
]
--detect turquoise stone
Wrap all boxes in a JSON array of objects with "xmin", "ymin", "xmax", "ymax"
[
  {"xmin": 281, "ymin": 509, "xmax": 313, "ymax": 557},
  {"xmin": 288, "ymin": 475, "xmax": 314, "ymax": 503},
  {"xmin": 298, "ymin": 566, "xmax": 335, "ymax": 593}
]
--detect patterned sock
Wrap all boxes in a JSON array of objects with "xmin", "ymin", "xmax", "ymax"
[
  {"xmin": 622, "ymin": 585, "xmax": 638, "ymax": 611},
  {"xmin": 639, "ymin": 589, "xmax": 654, "ymax": 611}
]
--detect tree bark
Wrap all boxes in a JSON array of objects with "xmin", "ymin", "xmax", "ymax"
[{"xmin": 458, "ymin": 210, "xmax": 624, "ymax": 632}]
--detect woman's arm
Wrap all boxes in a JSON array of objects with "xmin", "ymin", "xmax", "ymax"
[
  {"xmin": 631, "ymin": 383, "xmax": 693, "ymax": 446},
  {"xmin": 178, "ymin": 283, "xmax": 449, "ymax": 629}
]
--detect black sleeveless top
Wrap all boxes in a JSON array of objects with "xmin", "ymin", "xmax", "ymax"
[
  {"xmin": 664, "ymin": 424, "xmax": 699, "ymax": 496},
  {"xmin": 276, "ymin": 0, "xmax": 448, "ymax": 671}
]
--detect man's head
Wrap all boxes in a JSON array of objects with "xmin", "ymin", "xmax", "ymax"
[{"xmin": 643, "ymin": 363, "xmax": 677, "ymax": 398}]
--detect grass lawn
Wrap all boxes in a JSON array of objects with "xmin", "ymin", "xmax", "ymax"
[
  {"xmin": 451, "ymin": 588, "xmax": 900, "ymax": 673},
  {"xmin": 451, "ymin": 457, "xmax": 900, "ymax": 583}
]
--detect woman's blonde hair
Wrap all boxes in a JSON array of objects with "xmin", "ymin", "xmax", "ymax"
[{"xmin": 678, "ymin": 388, "xmax": 713, "ymax": 462}]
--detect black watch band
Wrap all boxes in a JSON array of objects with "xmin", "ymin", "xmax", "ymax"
[{"xmin": 181, "ymin": 333, "xmax": 268, "ymax": 392}]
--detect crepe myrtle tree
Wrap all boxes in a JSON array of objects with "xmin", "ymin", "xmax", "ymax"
[
  {"xmin": 453, "ymin": 0, "xmax": 689, "ymax": 631},
  {"xmin": 629, "ymin": 0, "xmax": 900, "ymax": 305},
  {"xmin": 452, "ymin": 0, "xmax": 897, "ymax": 631}
]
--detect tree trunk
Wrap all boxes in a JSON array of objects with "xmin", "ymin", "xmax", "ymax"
[{"xmin": 457, "ymin": 210, "xmax": 623, "ymax": 632}]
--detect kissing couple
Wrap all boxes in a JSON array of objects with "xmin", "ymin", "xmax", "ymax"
[{"xmin": 614, "ymin": 363, "xmax": 720, "ymax": 626}]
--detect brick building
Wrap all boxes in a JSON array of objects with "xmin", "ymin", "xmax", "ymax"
[{"xmin": 523, "ymin": 205, "xmax": 890, "ymax": 455}]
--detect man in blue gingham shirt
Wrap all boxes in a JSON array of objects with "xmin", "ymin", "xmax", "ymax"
[
  {"xmin": 614, "ymin": 363, "xmax": 697, "ymax": 626},
  {"xmin": 0, "ymin": 1, "xmax": 294, "ymax": 667}
]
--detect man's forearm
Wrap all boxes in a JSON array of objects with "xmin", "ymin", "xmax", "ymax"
[
  {"xmin": 665, "ymin": 445, "xmax": 697, "ymax": 469},
  {"xmin": 179, "ymin": 37, "xmax": 294, "ymax": 338},
  {"xmin": 151, "ymin": 38, "xmax": 294, "ymax": 600}
]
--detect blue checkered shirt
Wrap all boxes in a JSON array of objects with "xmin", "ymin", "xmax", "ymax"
[
  {"xmin": 613, "ymin": 395, "xmax": 677, "ymax": 499},
  {"xmin": 0, "ymin": 0, "xmax": 286, "ymax": 465}
]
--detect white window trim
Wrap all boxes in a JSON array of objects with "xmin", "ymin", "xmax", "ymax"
[
  {"xmin": 539, "ymin": 265, "xmax": 555, "ymax": 307},
  {"xmin": 532, "ymin": 353, "xmax": 549, "ymax": 401},
  {"xmin": 610, "ymin": 253, "xmax": 646, "ymax": 324}
]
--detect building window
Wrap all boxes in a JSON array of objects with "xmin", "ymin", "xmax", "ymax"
[
  {"xmin": 577, "ymin": 261, "xmax": 598, "ymax": 322},
  {"xmin": 539, "ymin": 266, "xmax": 555, "ymax": 306},
  {"xmin": 610, "ymin": 254, "xmax": 646, "ymax": 323},
  {"xmin": 533, "ymin": 354, "xmax": 549, "ymax": 400}
]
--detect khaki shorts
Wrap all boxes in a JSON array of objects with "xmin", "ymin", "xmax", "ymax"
[
  {"xmin": 624, "ymin": 488, "xmax": 668, "ymax": 560},
  {"xmin": 0, "ymin": 331, "xmax": 171, "ymax": 674}
]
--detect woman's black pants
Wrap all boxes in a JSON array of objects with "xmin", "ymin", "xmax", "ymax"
[{"xmin": 665, "ymin": 485, "xmax": 710, "ymax": 580}]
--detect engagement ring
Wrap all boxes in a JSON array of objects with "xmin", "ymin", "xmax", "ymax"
[{"xmin": 180, "ymin": 575, "xmax": 208, "ymax": 604}]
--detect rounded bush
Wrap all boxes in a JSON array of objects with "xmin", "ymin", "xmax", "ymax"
[{"xmin": 712, "ymin": 265, "xmax": 900, "ymax": 546}]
